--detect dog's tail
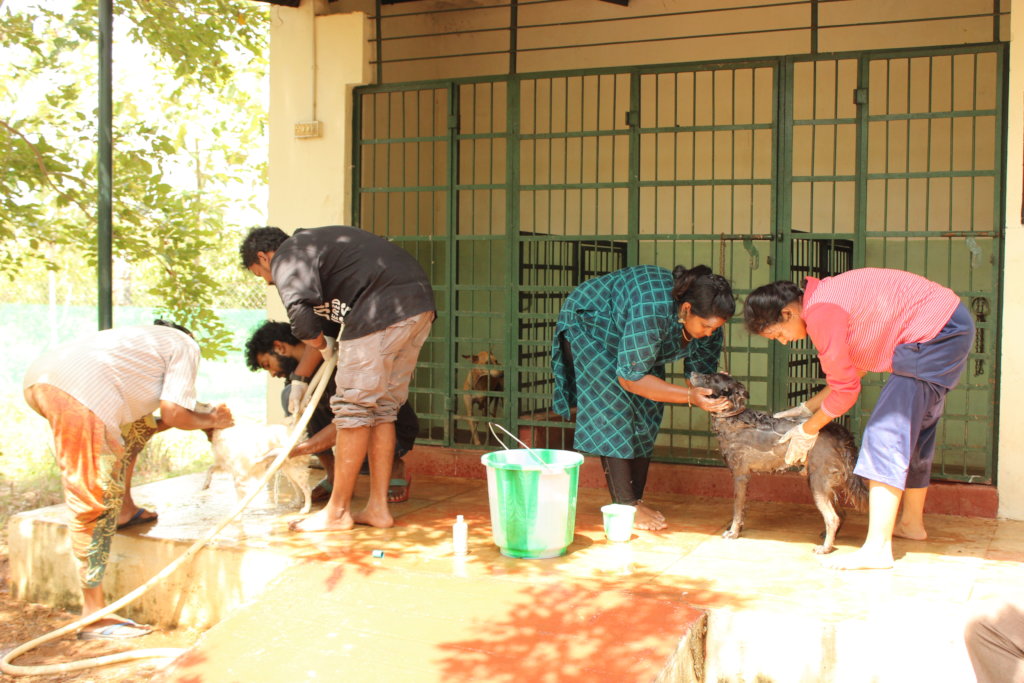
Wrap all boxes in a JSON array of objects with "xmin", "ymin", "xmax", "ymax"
[
  {"xmin": 842, "ymin": 433, "xmax": 869, "ymax": 512},
  {"xmin": 829, "ymin": 424, "xmax": 869, "ymax": 512},
  {"xmin": 845, "ymin": 470, "xmax": 869, "ymax": 512}
]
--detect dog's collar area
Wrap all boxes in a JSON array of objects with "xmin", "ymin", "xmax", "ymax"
[{"xmin": 712, "ymin": 407, "xmax": 747, "ymax": 418}]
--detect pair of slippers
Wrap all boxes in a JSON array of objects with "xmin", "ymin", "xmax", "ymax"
[
  {"xmin": 309, "ymin": 476, "xmax": 412, "ymax": 504},
  {"xmin": 117, "ymin": 508, "xmax": 158, "ymax": 530},
  {"xmin": 77, "ymin": 617, "xmax": 152, "ymax": 641}
]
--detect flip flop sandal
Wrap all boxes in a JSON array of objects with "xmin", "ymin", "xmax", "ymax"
[
  {"xmin": 77, "ymin": 619, "xmax": 153, "ymax": 641},
  {"xmin": 117, "ymin": 508, "xmax": 158, "ymax": 530},
  {"xmin": 387, "ymin": 476, "xmax": 412, "ymax": 504}
]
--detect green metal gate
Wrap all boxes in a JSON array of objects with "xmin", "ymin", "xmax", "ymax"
[{"xmin": 353, "ymin": 44, "xmax": 1003, "ymax": 483}]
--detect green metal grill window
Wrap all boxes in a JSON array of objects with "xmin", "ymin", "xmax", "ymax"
[{"xmin": 353, "ymin": 43, "xmax": 1003, "ymax": 482}]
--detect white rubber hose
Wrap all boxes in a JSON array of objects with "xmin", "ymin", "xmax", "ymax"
[{"xmin": 1, "ymin": 350, "xmax": 338, "ymax": 676}]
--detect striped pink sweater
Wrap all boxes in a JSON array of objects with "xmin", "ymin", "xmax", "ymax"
[{"xmin": 802, "ymin": 268, "xmax": 961, "ymax": 417}]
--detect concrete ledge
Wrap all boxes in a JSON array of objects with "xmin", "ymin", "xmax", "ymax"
[
  {"xmin": 7, "ymin": 474, "xmax": 300, "ymax": 629},
  {"xmin": 406, "ymin": 445, "xmax": 999, "ymax": 518}
]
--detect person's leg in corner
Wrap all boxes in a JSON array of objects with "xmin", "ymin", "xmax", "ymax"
[{"xmin": 965, "ymin": 598, "xmax": 1024, "ymax": 683}]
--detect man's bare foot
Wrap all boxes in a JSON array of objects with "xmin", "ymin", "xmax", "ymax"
[
  {"xmin": 352, "ymin": 505, "xmax": 394, "ymax": 528},
  {"xmin": 634, "ymin": 502, "xmax": 667, "ymax": 531},
  {"xmin": 893, "ymin": 522, "xmax": 927, "ymax": 541},
  {"xmin": 821, "ymin": 548, "xmax": 893, "ymax": 570},
  {"xmin": 289, "ymin": 506, "xmax": 354, "ymax": 532}
]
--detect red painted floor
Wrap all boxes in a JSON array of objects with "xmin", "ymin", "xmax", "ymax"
[{"xmin": 142, "ymin": 472, "xmax": 1019, "ymax": 682}]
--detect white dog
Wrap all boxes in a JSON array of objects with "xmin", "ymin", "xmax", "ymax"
[{"xmin": 201, "ymin": 421, "xmax": 314, "ymax": 514}]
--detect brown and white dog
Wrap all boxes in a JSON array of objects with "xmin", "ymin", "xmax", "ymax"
[
  {"xmin": 689, "ymin": 371, "xmax": 867, "ymax": 554},
  {"xmin": 462, "ymin": 351, "xmax": 505, "ymax": 445},
  {"xmin": 199, "ymin": 417, "xmax": 314, "ymax": 514}
]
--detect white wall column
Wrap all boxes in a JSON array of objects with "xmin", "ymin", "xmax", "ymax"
[{"xmin": 998, "ymin": 6, "xmax": 1024, "ymax": 520}]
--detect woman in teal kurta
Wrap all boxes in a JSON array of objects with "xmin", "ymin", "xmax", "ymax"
[{"xmin": 552, "ymin": 265, "xmax": 735, "ymax": 530}]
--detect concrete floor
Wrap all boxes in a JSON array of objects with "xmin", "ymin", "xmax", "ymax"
[{"xmin": 10, "ymin": 469, "xmax": 1024, "ymax": 682}]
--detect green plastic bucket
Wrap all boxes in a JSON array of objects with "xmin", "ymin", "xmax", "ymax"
[{"xmin": 481, "ymin": 448, "xmax": 584, "ymax": 559}]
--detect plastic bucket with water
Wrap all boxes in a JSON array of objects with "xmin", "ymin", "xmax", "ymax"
[{"xmin": 481, "ymin": 448, "xmax": 584, "ymax": 559}]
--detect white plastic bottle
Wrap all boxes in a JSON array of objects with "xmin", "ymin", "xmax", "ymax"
[{"xmin": 453, "ymin": 514, "xmax": 468, "ymax": 555}]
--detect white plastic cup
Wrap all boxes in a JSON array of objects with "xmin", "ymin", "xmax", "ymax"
[{"xmin": 601, "ymin": 504, "xmax": 636, "ymax": 542}]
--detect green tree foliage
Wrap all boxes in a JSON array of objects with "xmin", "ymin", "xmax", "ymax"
[{"xmin": 0, "ymin": 0, "xmax": 269, "ymax": 357}]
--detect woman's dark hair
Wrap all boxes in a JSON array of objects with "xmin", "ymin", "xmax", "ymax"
[
  {"xmin": 671, "ymin": 265, "xmax": 736, "ymax": 320},
  {"xmin": 743, "ymin": 280, "xmax": 804, "ymax": 334},
  {"xmin": 239, "ymin": 226, "xmax": 290, "ymax": 268}
]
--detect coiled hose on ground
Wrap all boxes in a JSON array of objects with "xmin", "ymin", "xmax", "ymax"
[{"xmin": 1, "ymin": 350, "xmax": 337, "ymax": 677}]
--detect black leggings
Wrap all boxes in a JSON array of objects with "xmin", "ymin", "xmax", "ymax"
[{"xmin": 600, "ymin": 456, "xmax": 651, "ymax": 506}]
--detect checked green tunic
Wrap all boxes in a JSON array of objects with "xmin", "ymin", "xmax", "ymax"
[{"xmin": 551, "ymin": 265, "xmax": 723, "ymax": 460}]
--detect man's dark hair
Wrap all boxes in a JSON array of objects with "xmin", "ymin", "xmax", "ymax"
[
  {"xmin": 245, "ymin": 321, "xmax": 300, "ymax": 371},
  {"xmin": 239, "ymin": 226, "xmax": 290, "ymax": 268},
  {"xmin": 153, "ymin": 318, "xmax": 193, "ymax": 338}
]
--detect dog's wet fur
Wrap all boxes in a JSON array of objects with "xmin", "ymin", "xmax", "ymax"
[{"xmin": 690, "ymin": 372, "xmax": 867, "ymax": 554}]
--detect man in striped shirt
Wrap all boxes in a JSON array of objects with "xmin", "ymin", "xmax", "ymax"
[
  {"xmin": 23, "ymin": 321, "xmax": 233, "ymax": 639},
  {"xmin": 744, "ymin": 268, "xmax": 974, "ymax": 570}
]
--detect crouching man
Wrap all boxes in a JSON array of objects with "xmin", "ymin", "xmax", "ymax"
[
  {"xmin": 244, "ymin": 320, "xmax": 420, "ymax": 503},
  {"xmin": 23, "ymin": 320, "xmax": 233, "ymax": 640}
]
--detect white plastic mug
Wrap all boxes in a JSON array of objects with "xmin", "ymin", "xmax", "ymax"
[{"xmin": 601, "ymin": 504, "xmax": 636, "ymax": 542}]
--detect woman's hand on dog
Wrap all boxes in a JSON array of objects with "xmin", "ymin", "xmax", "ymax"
[
  {"xmin": 779, "ymin": 423, "xmax": 818, "ymax": 465},
  {"xmin": 688, "ymin": 386, "xmax": 731, "ymax": 413}
]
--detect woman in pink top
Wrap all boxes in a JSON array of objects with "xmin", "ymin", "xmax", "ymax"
[{"xmin": 743, "ymin": 268, "xmax": 974, "ymax": 569}]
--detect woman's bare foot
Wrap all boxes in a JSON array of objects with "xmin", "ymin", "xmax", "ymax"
[
  {"xmin": 893, "ymin": 522, "xmax": 927, "ymax": 540},
  {"xmin": 821, "ymin": 547, "xmax": 893, "ymax": 570},
  {"xmin": 633, "ymin": 502, "xmax": 667, "ymax": 531},
  {"xmin": 352, "ymin": 505, "xmax": 394, "ymax": 528},
  {"xmin": 289, "ymin": 506, "xmax": 355, "ymax": 532}
]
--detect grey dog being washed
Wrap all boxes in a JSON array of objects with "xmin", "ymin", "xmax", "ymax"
[{"xmin": 690, "ymin": 371, "xmax": 867, "ymax": 554}]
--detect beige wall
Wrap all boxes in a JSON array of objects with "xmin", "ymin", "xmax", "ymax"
[
  {"xmin": 999, "ymin": 6, "xmax": 1023, "ymax": 520},
  {"xmin": 267, "ymin": 6, "xmax": 370, "ymax": 227}
]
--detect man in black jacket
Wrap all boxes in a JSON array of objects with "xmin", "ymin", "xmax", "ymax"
[{"xmin": 241, "ymin": 226, "xmax": 434, "ymax": 531}]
